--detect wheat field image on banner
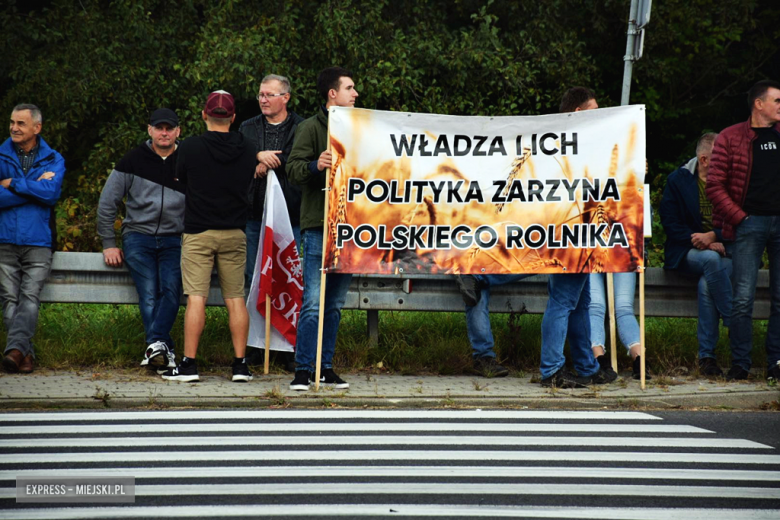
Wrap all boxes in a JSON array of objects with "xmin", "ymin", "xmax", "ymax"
[{"xmin": 325, "ymin": 105, "xmax": 645, "ymax": 275}]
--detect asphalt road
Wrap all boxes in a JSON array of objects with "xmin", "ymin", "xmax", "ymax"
[{"xmin": 0, "ymin": 409, "xmax": 778, "ymax": 519}]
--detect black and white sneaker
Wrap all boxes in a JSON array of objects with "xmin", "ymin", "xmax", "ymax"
[
  {"xmin": 155, "ymin": 347, "xmax": 177, "ymax": 375},
  {"xmin": 290, "ymin": 370, "xmax": 311, "ymax": 391},
  {"xmin": 161, "ymin": 360, "xmax": 199, "ymax": 382},
  {"xmin": 232, "ymin": 358, "xmax": 253, "ymax": 382},
  {"xmin": 319, "ymin": 368, "xmax": 349, "ymax": 389},
  {"xmin": 141, "ymin": 341, "xmax": 169, "ymax": 368}
]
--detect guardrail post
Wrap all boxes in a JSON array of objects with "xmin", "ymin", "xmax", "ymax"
[{"xmin": 367, "ymin": 310, "xmax": 379, "ymax": 346}]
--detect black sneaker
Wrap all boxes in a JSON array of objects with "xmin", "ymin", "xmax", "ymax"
[
  {"xmin": 474, "ymin": 356, "xmax": 509, "ymax": 378},
  {"xmin": 232, "ymin": 358, "xmax": 253, "ymax": 382},
  {"xmin": 290, "ymin": 370, "xmax": 311, "ymax": 391},
  {"xmin": 455, "ymin": 275, "xmax": 481, "ymax": 307},
  {"xmin": 161, "ymin": 359, "xmax": 199, "ymax": 382},
  {"xmin": 632, "ymin": 356, "xmax": 652, "ymax": 380},
  {"xmin": 596, "ymin": 355, "xmax": 618, "ymax": 380},
  {"xmin": 699, "ymin": 357, "xmax": 723, "ymax": 378},
  {"xmin": 767, "ymin": 362, "xmax": 780, "ymax": 382},
  {"xmin": 540, "ymin": 367, "xmax": 589, "ymax": 389},
  {"xmin": 588, "ymin": 367, "xmax": 618, "ymax": 385},
  {"xmin": 726, "ymin": 365, "xmax": 750, "ymax": 381},
  {"xmin": 319, "ymin": 368, "xmax": 349, "ymax": 389}
]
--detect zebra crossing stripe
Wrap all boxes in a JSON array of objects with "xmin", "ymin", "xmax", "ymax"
[
  {"xmin": 6, "ymin": 466, "xmax": 780, "ymax": 481},
  {"xmin": 1, "ymin": 482, "xmax": 780, "ymax": 499},
  {"xmin": 0, "ymin": 410, "xmax": 661, "ymax": 422},
  {"xmin": 0, "ymin": 422, "xmax": 711, "ymax": 435},
  {"xmin": 3, "ymin": 450, "xmax": 779, "ymax": 465},
  {"xmin": 0, "ymin": 435, "xmax": 768, "ymax": 449}
]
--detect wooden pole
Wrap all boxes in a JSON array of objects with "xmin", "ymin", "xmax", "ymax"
[
  {"xmin": 639, "ymin": 269, "xmax": 646, "ymax": 390},
  {"xmin": 314, "ymin": 115, "xmax": 333, "ymax": 391},
  {"xmin": 607, "ymin": 273, "xmax": 618, "ymax": 372},
  {"xmin": 264, "ymin": 295, "xmax": 271, "ymax": 375}
]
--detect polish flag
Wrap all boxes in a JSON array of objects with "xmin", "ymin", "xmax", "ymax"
[{"xmin": 247, "ymin": 170, "xmax": 303, "ymax": 352}]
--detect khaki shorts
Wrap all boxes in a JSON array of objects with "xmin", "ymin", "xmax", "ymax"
[{"xmin": 181, "ymin": 229, "xmax": 246, "ymax": 299}]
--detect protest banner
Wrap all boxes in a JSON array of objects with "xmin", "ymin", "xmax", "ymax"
[
  {"xmin": 247, "ymin": 171, "xmax": 303, "ymax": 374},
  {"xmin": 323, "ymin": 106, "xmax": 645, "ymax": 275}
]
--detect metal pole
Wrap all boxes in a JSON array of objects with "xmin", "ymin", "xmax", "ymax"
[
  {"xmin": 622, "ymin": 0, "xmax": 647, "ymax": 386},
  {"xmin": 621, "ymin": 0, "xmax": 640, "ymax": 106}
]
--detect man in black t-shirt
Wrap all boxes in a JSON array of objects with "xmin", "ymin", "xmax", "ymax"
[{"xmin": 706, "ymin": 79, "xmax": 780, "ymax": 382}]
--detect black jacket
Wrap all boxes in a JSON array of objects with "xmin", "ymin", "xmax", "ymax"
[
  {"xmin": 175, "ymin": 131, "xmax": 256, "ymax": 234},
  {"xmin": 660, "ymin": 157, "xmax": 724, "ymax": 270},
  {"xmin": 238, "ymin": 111, "xmax": 305, "ymax": 224}
]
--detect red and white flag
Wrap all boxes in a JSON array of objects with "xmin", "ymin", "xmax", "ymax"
[{"xmin": 247, "ymin": 170, "xmax": 303, "ymax": 352}]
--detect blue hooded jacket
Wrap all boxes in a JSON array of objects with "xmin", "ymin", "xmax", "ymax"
[{"xmin": 0, "ymin": 136, "xmax": 66, "ymax": 248}]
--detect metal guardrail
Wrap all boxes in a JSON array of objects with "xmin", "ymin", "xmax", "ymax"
[{"xmin": 42, "ymin": 252, "xmax": 770, "ymax": 342}]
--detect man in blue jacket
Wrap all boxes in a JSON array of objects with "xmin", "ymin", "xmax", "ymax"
[
  {"xmin": 660, "ymin": 133, "xmax": 732, "ymax": 377},
  {"xmin": 0, "ymin": 104, "xmax": 65, "ymax": 374}
]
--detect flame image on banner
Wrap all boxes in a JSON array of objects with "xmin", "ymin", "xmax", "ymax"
[{"xmin": 324, "ymin": 106, "xmax": 645, "ymax": 275}]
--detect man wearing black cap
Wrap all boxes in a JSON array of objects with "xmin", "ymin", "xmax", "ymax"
[{"xmin": 97, "ymin": 108, "xmax": 185, "ymax": 372}]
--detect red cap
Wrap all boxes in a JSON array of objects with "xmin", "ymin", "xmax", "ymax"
[{"xmin": 204, "ymin": 90, "xmax": 235, "ymax": 118}]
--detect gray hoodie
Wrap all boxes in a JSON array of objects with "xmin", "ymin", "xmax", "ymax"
[{"xmin": 97, "ymin": 141, "xmax": 185, "ymax": 249}]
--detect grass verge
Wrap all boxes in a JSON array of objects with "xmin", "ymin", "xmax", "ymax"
[{"xmin": 0, "ymin": 304, "xmax": 770, "ymax": 376}]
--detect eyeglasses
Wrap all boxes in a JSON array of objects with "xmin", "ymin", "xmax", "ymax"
[{"xmin": 257, "ymin": 92, "xmax": 288, "ymax": 100}]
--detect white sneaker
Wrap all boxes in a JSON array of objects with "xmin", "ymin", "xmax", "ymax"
[
  {"xmin": 141, "ymin": 341, "xmax": 169, "ymax": 368},
  {"xmin": 155, "ymin": 348, "xmax": 177, "ymax": 375}
]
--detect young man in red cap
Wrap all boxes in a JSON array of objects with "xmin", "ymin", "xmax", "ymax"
[{"xmin": 161, "ymin": 91, "xmax": 257, "ymax": 382}]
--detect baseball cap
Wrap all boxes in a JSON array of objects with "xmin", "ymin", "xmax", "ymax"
[
  {"xmin": 149, "ymin": 108, "xmax": 179, "ymax": 127},
  {"xmin": 204, "ymin": 90, "xmax": 235, "ymax": 118}
]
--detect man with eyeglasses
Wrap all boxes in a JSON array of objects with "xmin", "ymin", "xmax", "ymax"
[
  {"xmin": 239, "ymin": 74, "xmax": 304, "ymax": 372},
  {"xmin": 97, "ymin": 108, "xmax": 185, "ymax": 373}
]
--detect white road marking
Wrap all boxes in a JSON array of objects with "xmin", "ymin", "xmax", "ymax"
[
  {"xmin": 7, "ymin": 466, "xmax": 780, "ymax": 481},
  {"xmin": 0, "ymin": 435, "xmax": 767, "ymax": 449},
  {"xmin": 0, "ymin": 410, "xmax": 661, "ymax": 422},
  {"xmin": 0, "ymin": 422, "xmax": 709, "ymax": 435},
  {"xmin": 2, "ymin": 482, "xmax": 780, "ymax": 499},
  {"xmin": 3, "ymin": 450, "xmax": 779, "ymax": 465}
]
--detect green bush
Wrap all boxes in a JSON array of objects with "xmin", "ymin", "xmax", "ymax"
[{"xmin": 2, "ymin": 0, "xmax": 777, "ymax": 256}]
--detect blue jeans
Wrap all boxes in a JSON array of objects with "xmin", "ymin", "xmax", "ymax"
[
  {"xmin": 679, "ymin": 248, "xmax": 733, "ymax": 359},
  {"xmin": 294, "ymin": 228, "xmax": 352, "ymax": 372},
  {"xmin": 245, "ymin": 218, "xmax": 301, "ymax": 289},
  {"xmin": 465, "ymin": 274, "xmax": 532, "ymax": 359},
  {"xmin": 122, "ymin": 232, "xmax": 182, "ymax": 348},
  {"xmin": 589, "ymin": 272, "xmax": 640, "ymax": 352},
  {"xmin": 540, "ymin": 273, "xmax": 599, "ymax": 379},
  {"xmin": 730, "ymin": 215, "xmax": 780, "ymax": 370},
  {"xmin": 0, "ymin": 245, "xmax": 52, "ymax": 358}
]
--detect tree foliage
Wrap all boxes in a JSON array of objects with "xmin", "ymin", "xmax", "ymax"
[{"xmin": 1, "ymin": 0, "xmax": 777, "ymax": 257}]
